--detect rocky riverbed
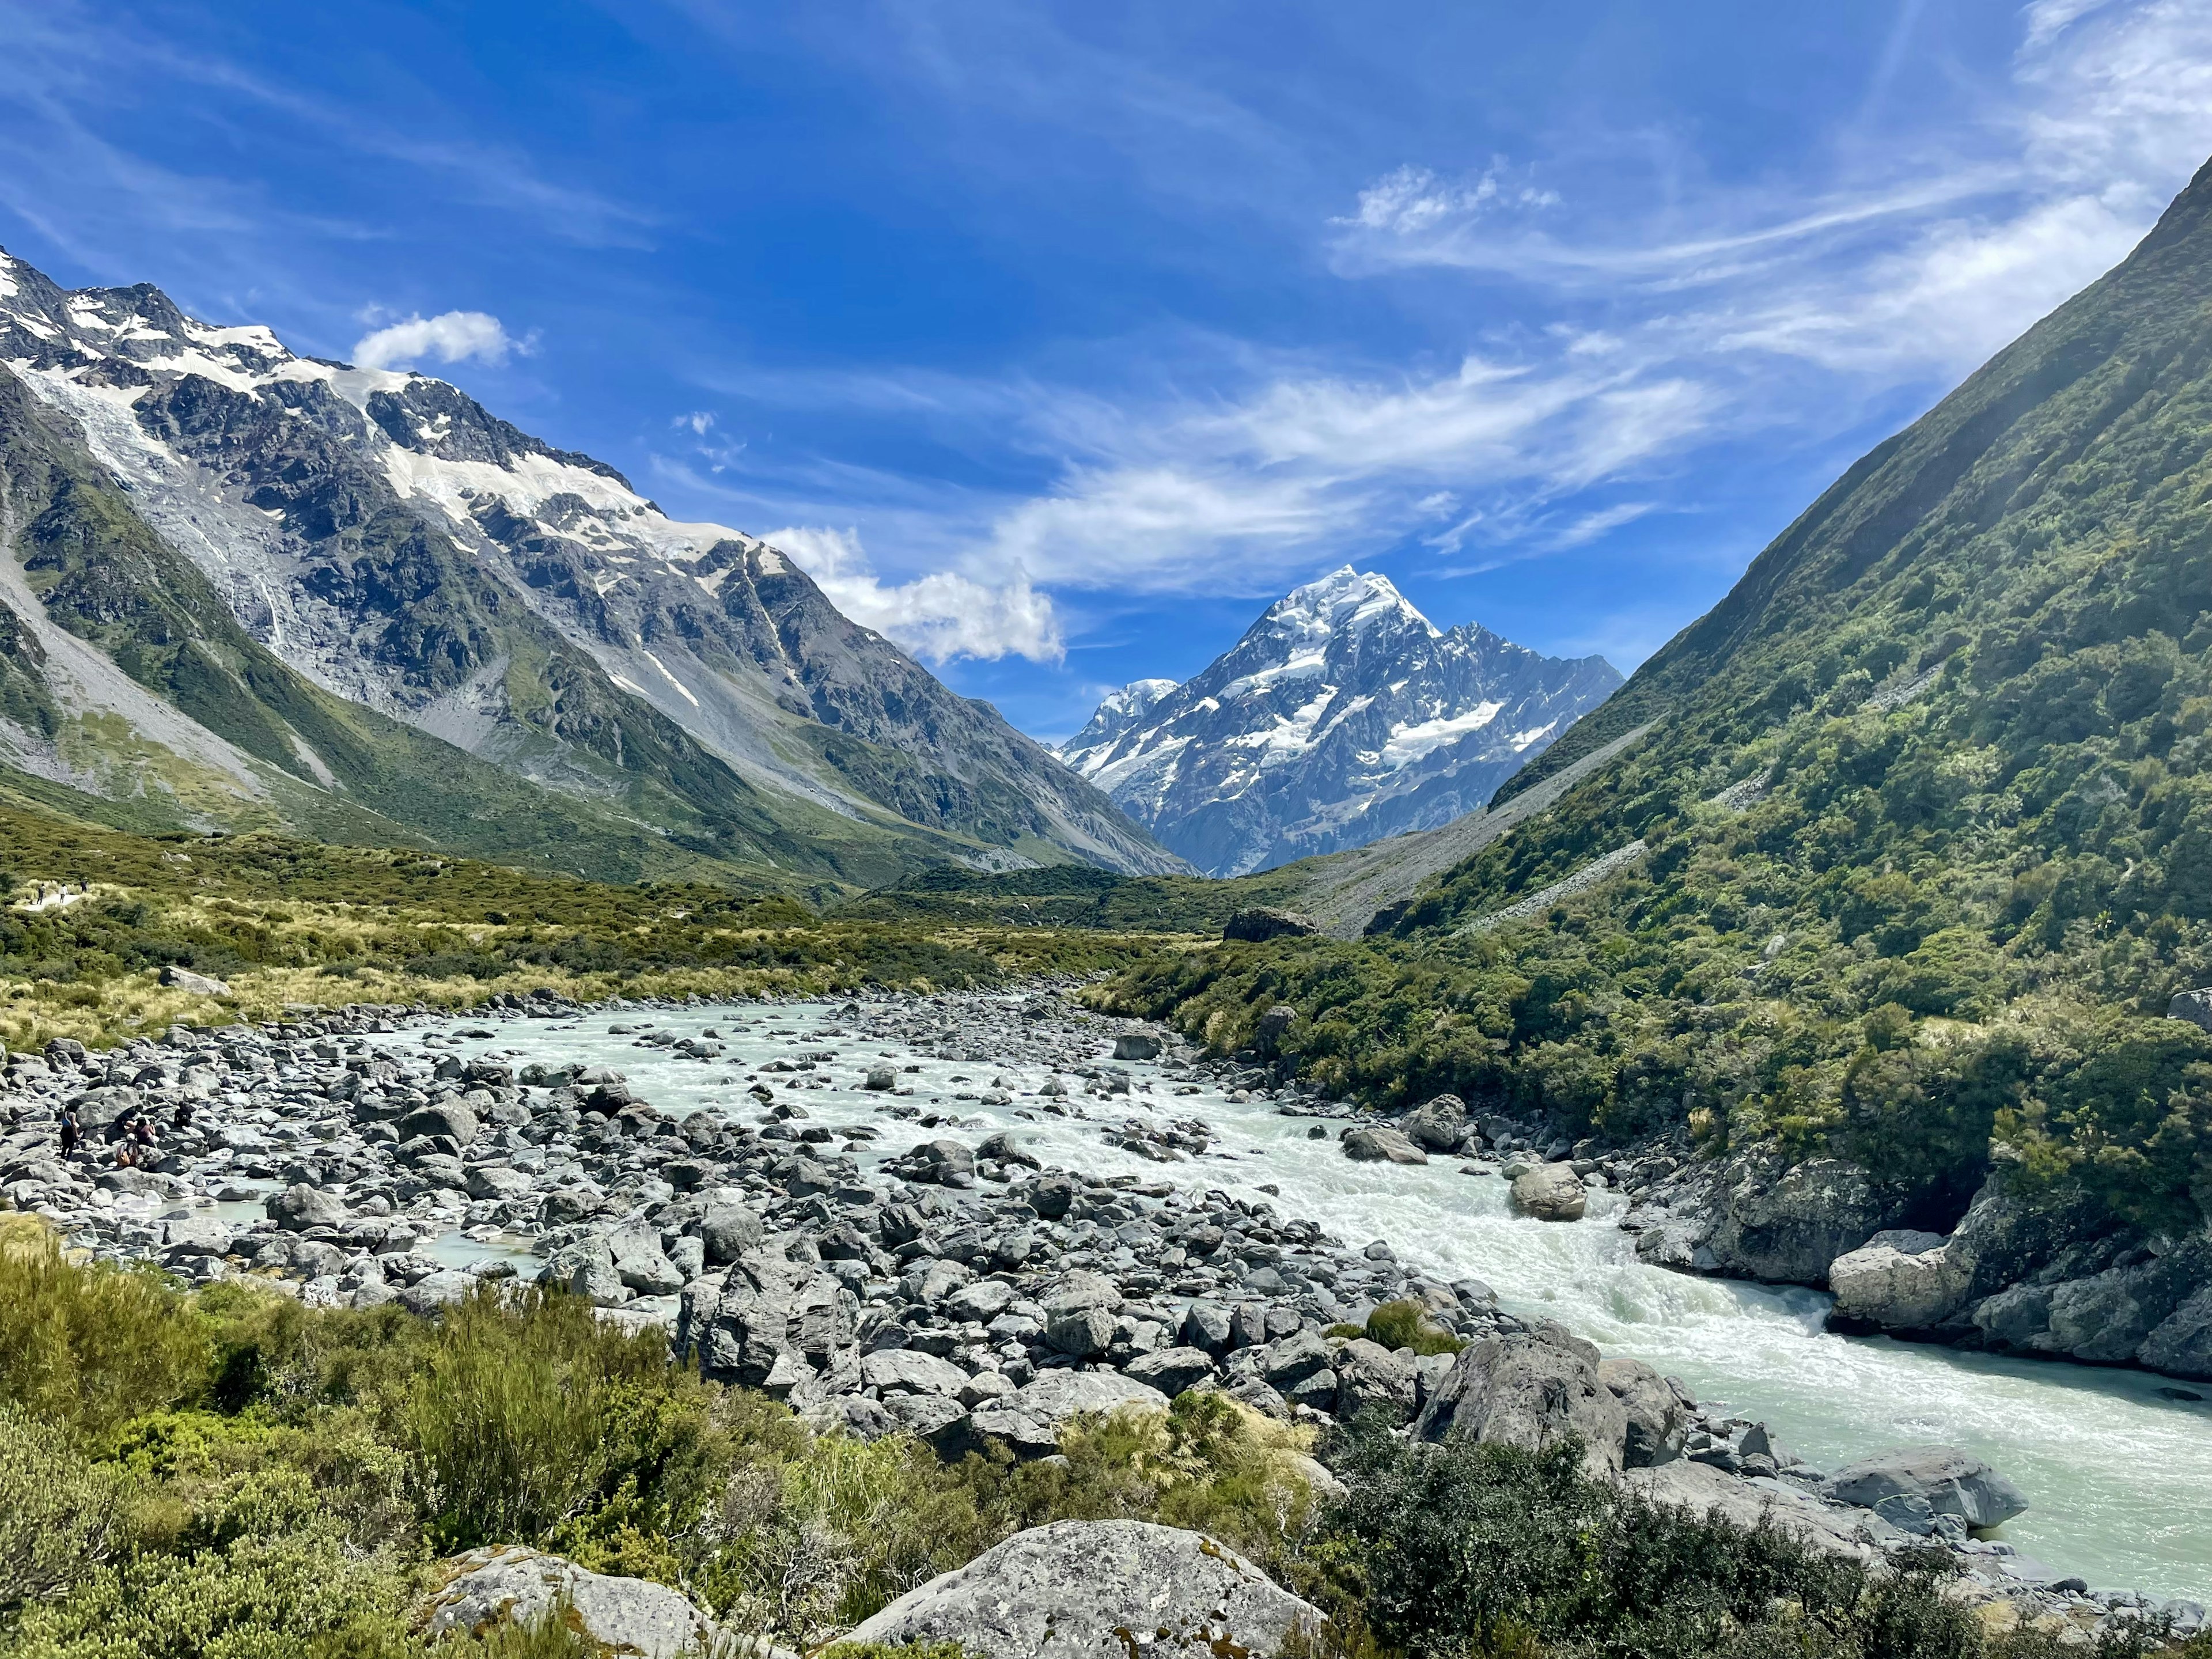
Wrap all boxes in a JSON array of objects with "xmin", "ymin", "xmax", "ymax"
[{"xmin": 0, "ymin": 985, "xmax": 2204, "ymax": 1642}]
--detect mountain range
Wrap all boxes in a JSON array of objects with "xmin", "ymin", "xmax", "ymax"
[
  {"xmin": 1059, "ymin": 567, "xmax": 1620, "ymax": 876},
  {"xmin": 0, "ymin": 249, "xmax": 1181, "ymax": 888}
]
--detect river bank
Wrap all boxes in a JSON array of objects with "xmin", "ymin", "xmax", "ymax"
[{"xmin": 2, "ymin": 985, "xmax": 2207, "ymax": 1635}]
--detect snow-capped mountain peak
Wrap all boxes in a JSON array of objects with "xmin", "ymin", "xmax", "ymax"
[{"xmin": 1060, "ymin": 568, "xmax": 1622, "ymax": 876}]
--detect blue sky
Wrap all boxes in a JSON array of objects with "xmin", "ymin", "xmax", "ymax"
[{"xmin": 3, "ymin": 1, "xmax": 2210, "ymax": 740}]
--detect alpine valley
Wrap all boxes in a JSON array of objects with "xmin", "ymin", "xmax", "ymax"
[
  {"xmin": 1060, "ymin": 567, "xmax": 1620, "ymax": 876},
  {"xmin": 0, "ymin": 249, "xmax": 1183, "ymax": 889}
]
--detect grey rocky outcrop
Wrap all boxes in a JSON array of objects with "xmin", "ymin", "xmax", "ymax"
[
  {"xmin": 1414, "ymin": 1323, "xmax": 1627, "ymax": 1474},
  {"xmin": 1597, "ymin": 1357, "xmax": 1689, "ymax": 1467},
  {"xmin": 421, "ymin": 1545, "xmax": 719, "ymax": 1658},
  {"xmin": 1820, "ymin": 1446, "xmax": 2028, "ymax": 1533},
  {"xmin": 1398, "ymin": 1093, "xmax": 1468, "ymax": 1153},
  {"xmin": 845, "ymin": 1520, "xmax": 1320, "ymax": 1658},
  {"xmin": 1828, "ymin": 1230, "xmax": 1971, "ymax": 1333}
]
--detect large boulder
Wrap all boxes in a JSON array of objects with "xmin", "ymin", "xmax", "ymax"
[
  {"xmin": 1124, "ymin": 1346, "xmax": 1218, "ymax": 1396},
  {"xmin": 694, "ymin": 1244, "xmax": 852, "ymax": 1393},
  {"xmin": 2139, "ymin": 1287, "xmax": 2212, "ymax": 1380},
  {"xmin": 1597, "ymin": 1357, "xmax": 1688, "ymax": 1468},
  {"xmin": 845, "ymin": 1520, "xmax": 1320, "ymax": 1658},
  {"xmin": 397, "ymin": 1101, "xmax": 481, "ymax": 1149},
  {"xmin": 266, "ymin": 1182, "xmax": 347, "ymax": 1232},
  {"xmin": 966, "ymin": 1370, "xmax": 1171, "ymax": 1458},
  {"xmin": 1827, "ymin": 1230, "xmax": 1971, "ymax": 1333},
  {"xmin": 1112, "ymin": 1032, "xmax": 1161, "ymax": 1061},
  {"xmin": 1412, "ymin": 1324, "xmax": 1627, "ymax": 1475},
  {"xmin": 1706, "ymin": 1153, "xmax": 1895, "ymax": 1286},
  {"xmin": 1624, "ymin": 1463, "xmax": 1877, "ymax": 1562},
  {"xmin": 698, "ymin": 1199, "xmax": 764, "ymax": 1265},
  {"xmin": 158, "ymin": 965, "xmax": 230, "ymax": 996},
  {"xmin": 421, "ymin": 1545, "xmax": 718, "ymax": 1658},
  {"xmin": 2168, "ymin": 987, "xmax": 2212, "ymax": 1032},
  {"xmin": 1510, "ymin": 1162, "xmax": 1588, "ymax": 1222},
  {"xmin": 1332, "ymin": 1338, "xmax": 1418, "ymax": 1424},
  {"xmin": 607, "ymin": 1225, "xmax": 685, "ymax": 1297},
  {"xmin": 1343, "ymin": 1127, "xmax": 1427, "ymax": 1165},
  {"xmin": 1820, "ymin": 1446, "xmax": 2028, "ymax": 1532},
  {"xmin": 1399, "ymin": 1094, "xmax": 1468, "ymax": 1153}
]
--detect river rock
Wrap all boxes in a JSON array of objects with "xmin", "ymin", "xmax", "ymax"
[
  {"xmin": 2139, "ymin": 1287, "xmax": 2212, "ymax": 1380},
  {"xmin": 1510, "ymin": 1162, "xmax": 1588, "ymax": 1222},
  {"xmin": 699, "ymin": 1199, "xmax": 764, "ymax": 1264},
  {"xmin": 969, "ymin": 1369, "xmax": 1171, "ymax": 1456},
  {"xmin": 1399, "ymin": 1093, "xmax": 1468, "ymax": 1153},
  {"xmin": 421, "ymin": 1545, "xmax": 718, "ymax": 1659},
  {"xmin": 397, "ymin": 1101, "xmax": 480, "ymax": 1149},
  {"xmin": 1047, "ymin": 1305, "xmax": 1115, "ymax": 1357},
  {"xmin": 1112, "ymin": 1032, "xmax": 1161, "ymax": 1061},
  {"xmin": 845, "ymin": 1520, "xmax": 1320, "ymax": 1659},
  {"xmin": 862, "ymin": 1348, "xmax": 972, "ymax": 1397},
  {"xmin": 1828, "ymin": 1230, "xmax": 1971, "ymax": 1332},
  {"xmin": 1597, "ymin": 1356, "xmax": 1688, "ymax": 1467},
  {"xmin": 1343, "ymin": 1127, "xmax": 1427, "ymax": 1165},
  {"xmin": 608, "ymin": 1225, "xmax": 685, "ymax": 1296},
  {"xmin": 266, "ymin": 1181, "xmax": 347, "ymax": 1232},
  {"xmin": 1414, "ymin": 1323, "xmax": 1627, "ymax": 1474},
  {"xmin": 1821, "ymin": 1446, "xmax": 2028, "ymax": 1530}
]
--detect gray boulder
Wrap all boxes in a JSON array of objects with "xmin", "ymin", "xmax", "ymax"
[
  {"xmin": 967, "ymin": 1370, "xmax": 1171, "ymax": 1458},
  {"xmin": 696, "ymin": 1245, "xmax": 853, "ymax": 1393},
  {"xmin": 1124, "ymin": 1346, "xmax": 1218, "ymax": 1396},
  {"xmin": 464, "ymin": 1165, "xmax": 535, "ymax": 1202},
  {"xmin": 1821, "ymin": 1446, "xmax": 2028, "ymax": 1530},
  {"xmin": 397, "ymin": 1101, "xmax": 480, "ymax": 1149},
  {"xmin": 2168, "ymin": 987, "xmax": 2212, "ymax": 1032},
  {"xmin": 1510, "ymin": 1162, "xmax": 1588, "ymax": 1222},
  {"xmin": 266, "ymin": 1182, "xmax": 347, "ymax": 1232},
  {"xmin": 945, "ymin": 1278, "xmax": 1018, "ymax": 1323},
  {"xmin": 161, "ymin": 1217, "xmax": 234, "ymax": 1259},
  {"xmin": 1828, "ymin": 1230, "xmax": 1970, "ymax": 1332},
  {"xmin": 699, "ymin": 1199, "xmax": 764, "ymax": 1264},
  {"xmin": 1112, "ymin": 1032, "xmax": 1161, "ymax": 1061},
  {"xmin": 399, "ymin": 1270, "xmax": 480, "ymax": 1313},
  {"xmin": 1343, "ymin": 1127, "xmax": 1427, "ymax": 1165},
  {"xmin": 1625, "ymin": 1463, "xmax": 1877, "ymax": 1562},
  {"xmin": 1399, "ymin": 1093, "xmax": 1468, "ymax": 1153},
  {"xmin": 846, "ymin": 1520, "xmax": 1319, "ymax": 1659},
  {"xmin": 421, "ymin": 1545, "xmax": 718, "ymax": 1659},
  {"xmin": 1046, "ymin": 1305, "xmax": 1115, "ymax": 1358},
  {"xmin": 1597, "ymin": 1357, "xmax": 1688, "ymax": 1468},
  {"xmin": 608, "ymin": 1225, "xmax": 685, "ymax": 1296},
  {"xmin": 1413, "ymin": 1323, "xmax": 1627, "ymax": 1475},
  {"xmin": 1331, "ymin": 1338, "xmax": 1418, "ymax": 1423},
  {"xmin": 1180, "ymin": 1301, "xmax": 1234, "ymax": 1357},
  {"xmin": 1260, "ymin": 1329, "xmax": 1331, "ymax": 1388},
  {"xmin": 1029, "ymin": 1173, "xmax": 1077, "ymax": 1219},
  {"xmin": 158, "ymin": 965, "xmax": 230, "ymax": 996},
  {"xmin": 861, "ymin": 1349, "xmax": 972, "ymax": 1397}
]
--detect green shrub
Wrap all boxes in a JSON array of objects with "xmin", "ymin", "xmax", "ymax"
[
  {"xmin": 0, "ymin": 1405, "xmax": 128, "ymax": 1608},
  {"xmin": 0, "ymin": 1219, "xmax": 213, "ymax": 1440},
  {"xmin": 1362, "ymin": 1299, "xmax": 1465, "ymax": 1357}
]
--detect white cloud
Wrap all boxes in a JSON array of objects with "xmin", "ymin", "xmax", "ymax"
[
  {"xmin": 763, "ymin": 525, "xmax": 1063, "ymax": 664},
  {"xmin": 351, "ymin": 309, "xmax": 525, "ymax": 371},
  {"xmin": 1335, "ymin": 162, "xmax": 1557, "ymax": 236},
  {"xmin": 676, "ymin": 410, "xmax": 715, "ymax": 434}
]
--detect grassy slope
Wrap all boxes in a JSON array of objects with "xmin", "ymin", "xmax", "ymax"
[
  {"xmin": 1103, "ymin": 158, "xmax": 2212, "ymax": 1238},
  {"xmin": 0, "ymin": 798, "xmax": 1182, "ymax": 1050}
]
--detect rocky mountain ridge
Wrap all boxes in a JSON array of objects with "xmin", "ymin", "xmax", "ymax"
[
  {"xmin": 0, "ymin": 248, "xmax": 1179, "ymax": 882},
  {"xmin": 1061, "ymin": 567, "xmax": 1619, "ymax": 876}
]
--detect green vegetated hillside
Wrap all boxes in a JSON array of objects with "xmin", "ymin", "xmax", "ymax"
[
  {"xmin": 1107, "ymin": 158, "xmax": 2212, "ymax": 1239},
  {"xmin": 0, "ymin": 798, "xmax": 1181, "ymax": 1051}
]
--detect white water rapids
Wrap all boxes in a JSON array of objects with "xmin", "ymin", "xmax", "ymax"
[{"xmin": 389, "ymin": 995, "xmax": 2212, "ymax": 1604}]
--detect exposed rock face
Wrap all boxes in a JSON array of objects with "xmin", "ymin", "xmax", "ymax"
[
  {"xmin": 1820, "ymin": 1447, "xmax": 2029, "ymax": 1533},
  {"xmin": 1061, "ymin": 566, "xmax": 1621, "ymax": 876},
  {"xmin": 844, "ymin": 1520, "xmax": 1321, "ymax": 1659},
  {"xmin": 422, "ymin": 1546, "xmax": 719, "ymax": 1658},
  {"xmin": 1413, "ymin": 1324, "xmax": 1627, "ymax": 1475},
  {"xmin": 1828, "ymin": 1230, "xmax": 1971, "ymax": 1334},
  {"xmin": 1631, "ymin": 1150, "xmax": 1896, "ymax": 1286},
  {"xmin": 1971, "ymin": 1238, "xmax": 2212, "ymax": 1374},
  {"xmin": 0, "ymin": 248, "xmax": 1179, "ymax": 878},
  {"xmin": 1598, "ymin": 1357, "xmax": 1690, "ymax": 1468},
  {"xmin": 2168, "ymin": 987, "xmax": 2212, "ymax": 1032},
  {"xmin": 1510, "ymin": 1162, "xmax": 1588, "ymax": 1222}
]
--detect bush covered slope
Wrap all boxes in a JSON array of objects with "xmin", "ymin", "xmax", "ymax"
[{"xmin": 1105, "ymin": 159, "xmax": 2212, "ymax": 1240}]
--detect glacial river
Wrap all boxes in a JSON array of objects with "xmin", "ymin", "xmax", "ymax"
[{"xmin": 391, "ymin": 996, "xmax": 2212, "ymax": 1604}]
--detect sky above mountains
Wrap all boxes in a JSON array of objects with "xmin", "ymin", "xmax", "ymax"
[{"xmin": 1, "ymin": 0, "xmax": 2209, "ymax": 740}]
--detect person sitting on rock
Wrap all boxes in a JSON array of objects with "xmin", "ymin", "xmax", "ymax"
[
  {"xmin": 132, "ymin": 1116, "xmax": 157, "ymax": 1152},
  {"xmin": 171, "ymin": 1100, "xmax": 194, "ymax": 1131}
]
